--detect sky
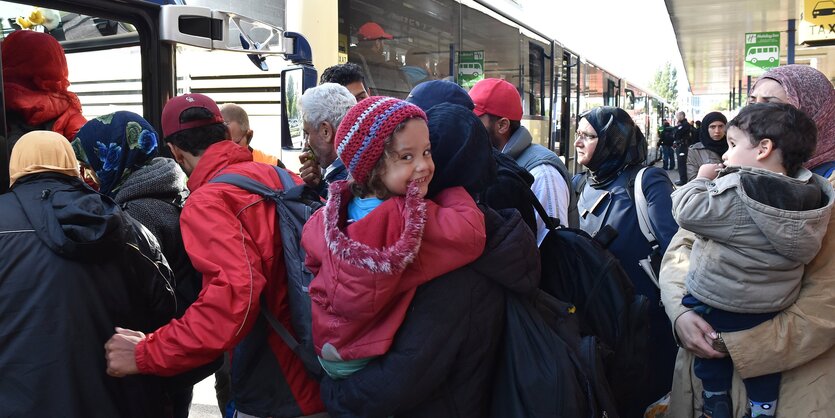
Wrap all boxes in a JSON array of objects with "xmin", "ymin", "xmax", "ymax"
[{"xmin": 518, "ymin": 0, "xmax": 690, "ymax": 97}]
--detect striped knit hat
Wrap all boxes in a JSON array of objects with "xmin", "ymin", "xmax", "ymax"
[{"xmin": 336, "ymin": 96, "xmax": 427, "ymax": 184}]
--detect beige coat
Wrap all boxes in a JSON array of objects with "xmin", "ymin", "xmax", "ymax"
[
  {"xmin": 659, "ymin": 174, "xmax": 835, "ymax": 417},
  {"xmin": 685, "ymin": 143, "xmax": 722, "ymax": 183}
]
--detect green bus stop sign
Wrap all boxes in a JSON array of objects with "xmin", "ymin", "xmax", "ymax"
[{"xmin": 744, "ymin": 32, "xmax": 781, "ymax": 76}]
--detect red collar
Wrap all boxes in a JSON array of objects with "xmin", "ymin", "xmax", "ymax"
[{"xmin": 187, "ymin": 141, "xmax": 254, "ymax": 191}]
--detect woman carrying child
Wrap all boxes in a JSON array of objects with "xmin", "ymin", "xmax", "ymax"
[
  {"xmin": 667, "ymin": 103, "xmax": 834, "ymax": 417},
  {"xmin": 301, "ymin": 97, "xmax": 487, "ymax": 379}
]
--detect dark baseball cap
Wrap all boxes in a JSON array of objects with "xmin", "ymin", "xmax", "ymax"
[
  {"xmin": 406, "ymin": 80, "xmax": 474, "ymax": 112},
  {"xmin": 161, "ymin": 93, "xmax": 224, "ymax": 138}
]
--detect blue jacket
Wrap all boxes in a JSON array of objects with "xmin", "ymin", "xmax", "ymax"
[{"xmin": 574, "ymin": 165, "xmax": 679, "ymax": 415}]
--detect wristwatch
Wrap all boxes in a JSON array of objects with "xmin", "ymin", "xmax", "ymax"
[{"xmin": 712, "ymin": 332, "xmax": 729, "ymax": 354}]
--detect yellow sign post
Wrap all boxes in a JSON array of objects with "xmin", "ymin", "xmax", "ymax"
[{"xmin": 800, "ymin": 0, "xmax": 835, "ymax": 45}]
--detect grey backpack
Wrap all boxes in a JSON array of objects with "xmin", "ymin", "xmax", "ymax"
[{"xmin": 210, "ymin": 166, "xmax": 324, "ymax": 379}]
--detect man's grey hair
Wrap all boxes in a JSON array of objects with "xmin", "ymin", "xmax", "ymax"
[
  {"xmin": 300, "ymin": 83, "xmax": 357, "ymax": 130},
  {"xmin": 676, "ymin": 111, "xmax": 686, "ymax": 121}
]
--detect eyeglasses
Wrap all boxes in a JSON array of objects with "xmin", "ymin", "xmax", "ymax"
[{"xmin": 575, "ymin": 131, "xmax": 598, "ymax": 141}]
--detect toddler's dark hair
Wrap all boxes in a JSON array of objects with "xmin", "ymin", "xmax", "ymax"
[{"xmin": 728, "ymin": 102, "xmax": 817, "ymax": 176}]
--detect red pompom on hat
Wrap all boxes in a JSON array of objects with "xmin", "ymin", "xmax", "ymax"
[{"xmin": 336, "ymin": 96, "xmax": 427, "ymax": 185}]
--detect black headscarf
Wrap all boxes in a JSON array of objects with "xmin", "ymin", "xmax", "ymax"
[
  {"xmin": 581, "ymin": 106, "xmax": 647, "ymax": 187},
  {"xmin": 425, "ymin": 103, "xmax": 497, "ymax": 199},
  {"xmin": 698, "ymin": 111, "xmax": 728, "ymax": 157}
]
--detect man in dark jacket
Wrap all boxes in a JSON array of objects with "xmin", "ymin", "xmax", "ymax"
[
  {"xmin": 0, "ymin": 131, "xmax": 176, "ymax": 417},
  {"xmin": 659, "ymin": 120, "xmax": 676, "ymax": 170},
  {"xmin": 320, "ymin": 101, "xmax": 542, "ymax": 418},
  {"xmin": 104, "ymin": 94, "xmax": 325, "ymax": 418},
  {"xmin": 674, "ymin": 111, "xmax": 694, "ymax": 185}
]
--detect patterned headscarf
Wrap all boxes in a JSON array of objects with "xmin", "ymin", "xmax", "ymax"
[
  {"xmin": 581, "ymin": 106, "xmax": 648, "ymax": 187},
  {"xmin": 756, "ymin": 65, "xmax": 835, "ymax": 169},
  {"xmin": 72, "ymin": 111, "xmax": 159, "ymax": 197}
]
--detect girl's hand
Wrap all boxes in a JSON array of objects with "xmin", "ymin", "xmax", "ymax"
[{"xmin": 697, "ymin": 163, "xmax": 723, "ymax": 180}]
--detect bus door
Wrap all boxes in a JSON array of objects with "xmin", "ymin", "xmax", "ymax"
[{"xmin": 0, "ymin": 0, "xmax": 313, "ymax": 195}]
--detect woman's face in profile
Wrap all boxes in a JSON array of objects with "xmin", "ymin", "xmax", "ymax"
[
  {"xmin": 575, "ymin": 118, "xmax": 598, "ymax": 167},
  {"xmin": 748, "ymin": 78, "xmax": 789, "ymax": 105}
]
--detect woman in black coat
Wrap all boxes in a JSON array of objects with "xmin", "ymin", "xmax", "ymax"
[
  {"xmin": 320, "ymin": 103, "xmax": 541, "ymax": 417},
  {"xmin": 0, "ymin": 131, "xmax": 176, "ymax": 417}
]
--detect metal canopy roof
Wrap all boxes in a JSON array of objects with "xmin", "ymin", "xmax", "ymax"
[{"xmin": 666, "ymin": 0, "xmax": 835, "ymax": 96}]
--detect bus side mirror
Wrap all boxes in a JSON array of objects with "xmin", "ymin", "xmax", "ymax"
[{"xmin": 281, "ymin": 65, "xmax": 317, "ymax": 150}]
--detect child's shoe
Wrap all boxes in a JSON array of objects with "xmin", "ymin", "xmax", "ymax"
[{"xmin": 701, "ymin": 392, "xmax": 732, "ymax": 418}]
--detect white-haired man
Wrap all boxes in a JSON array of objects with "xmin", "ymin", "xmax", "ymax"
[{"xmin": 298, "ymin": 83, "xmax": 357, "ymax": 197}]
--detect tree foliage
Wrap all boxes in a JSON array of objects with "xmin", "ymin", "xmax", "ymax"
[{"xmin": 649, "ymin": 62, "xmax": 678, "ymax": 104}]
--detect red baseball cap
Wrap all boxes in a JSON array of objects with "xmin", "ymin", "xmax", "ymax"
[
  {"xmin": 468, "ymin": 78, "xmax": 523, "ymax": 121},
  {"xmin": 357, "ymin": 22, "xmax": 393, "ymax": 41},
  {"xmin": 161, "ymin": 93, "xmax": 224, "ymax": 138}
]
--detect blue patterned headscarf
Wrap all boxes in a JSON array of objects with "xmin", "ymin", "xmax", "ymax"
[{"xmin": 72, "ymin": 111, "xmax": 159, "ymax": 196}]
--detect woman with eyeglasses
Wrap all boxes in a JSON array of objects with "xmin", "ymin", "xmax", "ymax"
[{"xmin": 573, "ymin": 106, "xmax": 679, "ymax": 417}]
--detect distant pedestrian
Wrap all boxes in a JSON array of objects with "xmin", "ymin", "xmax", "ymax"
[
  {"xmin": 660, "ymin": 120, "xmax": 676, "ymax": 170},
  {"xmin": 684, "ymin": 111, "xmax": 727, "ymax": 182},
  {"xmin": 674, "ymin": 111, "xmax": 694, "ymax": 186}
]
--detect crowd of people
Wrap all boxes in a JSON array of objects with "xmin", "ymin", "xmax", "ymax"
[{"xmin": 2, "ymin": 29, "xmax": 835, "ymax": 418}]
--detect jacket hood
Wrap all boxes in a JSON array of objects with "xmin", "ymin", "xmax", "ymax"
[
  {"xmin": 727, "ymin": 166, "xmax": 835, "ymax": 262},
  {"xmin": 426, "ymin": 103, "xmax": 496, "ymax": 199},
  {"xmin": 501, "ymin": 125, "xmax": 533, "ymax": 160},
  {"xmin": 114, "ymin": 157, "xmax": 188, "ymax": 204},
  {"xmin": 12, "ymin": 173, "xmax": 130, "ymax": 262},
  {"xmin": 469, "ymin": 206, "xmax": 540, "ymax": 294},
  {"xmin": 324, "ymin": 180, "xmax": 426, "ymax": 274}
]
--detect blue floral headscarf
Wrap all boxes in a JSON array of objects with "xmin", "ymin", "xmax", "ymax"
[{"xmin": 72, "ymin": 111, "xmax": 159, "ymax": 196}]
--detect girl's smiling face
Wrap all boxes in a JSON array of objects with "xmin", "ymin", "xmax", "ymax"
[{"xmin": 380, "ymin": 118, "xmax": 434, "ymax": 198}]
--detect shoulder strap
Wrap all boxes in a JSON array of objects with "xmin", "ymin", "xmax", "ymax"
[
  {"xmin": 528, "ymin": 188, "xmax": 561, "ymax": 231},
  {"xmin": 259, "ymin": 294, "xmax": 323, "ymax": 379},
  {"xmin": 209, "ymin": 168, "xmax": 323, "ymax": 380},
  {"xmin": 633, "ymin": 167, "xmax": 658, "ymax": 248}
]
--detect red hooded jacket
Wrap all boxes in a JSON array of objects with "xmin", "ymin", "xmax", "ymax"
[
  {"xmin": 2, "ymin": 30, "xmax": 86, "ymax": 140},
  {"xmin": 302, "ymin": 180, "xmax": 486, "ymax": 361},
  {"xmin": 134, "ymin": 141, "xmax": 323, "ymax": 416}
]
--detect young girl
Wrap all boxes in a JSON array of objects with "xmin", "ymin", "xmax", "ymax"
[{"xmin": 301, "ymin": 96, "xmax": 487, "ymax": 379}]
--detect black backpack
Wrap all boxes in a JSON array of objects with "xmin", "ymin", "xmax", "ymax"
[
  {"xmin": 209, "ymin": 166, "xmax": 324, "ymax": 379},
  {"xmin": 530, "ymin": 192, "xmax": 650, "ymax": 415},
  {"xmin": 491, "ymin": 289, "xmax": 619, "ymax": 418}
]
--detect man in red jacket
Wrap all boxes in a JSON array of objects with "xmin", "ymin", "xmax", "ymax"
[{"xmin": 104, "ymin": 93, "xmax": 324, "ymax": 418}]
